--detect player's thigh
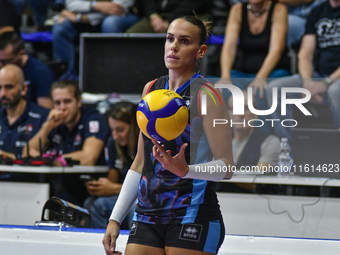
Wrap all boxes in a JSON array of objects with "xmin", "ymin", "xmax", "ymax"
[{"xmin": 125, "ymin": 243, "xmax": 165, "ymax": 255}]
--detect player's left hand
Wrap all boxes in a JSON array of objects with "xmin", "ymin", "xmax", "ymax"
[{"xmin": 152, "ymin": 140, "xmax": 188, "ymax": 177}]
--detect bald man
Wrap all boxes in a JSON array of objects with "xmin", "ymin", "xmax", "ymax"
[{"xmin": 0, "ymin": 64, "xmax": 49, "ymax": 160}]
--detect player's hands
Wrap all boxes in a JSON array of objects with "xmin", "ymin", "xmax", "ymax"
[
  {"xmin": 150, "ymin": 14, "xmax": 169, "ymax": 33},
  {"xmin": 102, "ymin": 220, "xmax": 122, "ymax": 255},
  {"xmin": 85, "ymin": 177, "xmax": 120, "ymax": 196},
  {"xmin": 94, "ymin": 2, "xmax": 123, "ymax": 16},
  {"xmin": 152, "ymin": 140, "xmax": 189, "ymax": 177}
]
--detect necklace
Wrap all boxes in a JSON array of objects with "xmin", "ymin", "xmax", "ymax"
[{"xmin": 247, "ymin": 2, "xmax": 269, "ymax": 17}]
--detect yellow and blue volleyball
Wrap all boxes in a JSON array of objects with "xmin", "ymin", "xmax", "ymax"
[{"xmin": 137, "ymin": 89, "xmax": 189, "ymax": 142}]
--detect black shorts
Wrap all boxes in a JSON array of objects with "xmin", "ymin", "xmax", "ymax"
[{"xmin": 127, "ymin": 220, "xmax": 225, "ymax": 254}]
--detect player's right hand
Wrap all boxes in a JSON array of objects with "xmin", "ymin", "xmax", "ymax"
[
  {"xmin": 102, "ymin": 220, "xmax": 122, "ymax": 255},
  {"xmin": 45, "ymin": 109, "xmax": 68, "ymax": 130}
]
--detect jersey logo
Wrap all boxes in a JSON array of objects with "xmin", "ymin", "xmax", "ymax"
[
  {"xmin": 17, "ymin": 125, "xmax": 28, "ymax": 133},
  {"xmin": 105, "ymin": 147, "xmax": 109, "ymax": 162},
  {"xmin": 114, "ymin": 159, "xmax": 123, "ymax": 169},
  {"xmin": 179, "ymin": 224, "xmax": 202, "ymax": 242},
  {"xmin": 27, "ymin": 124, "xmax": 33, "ymax": 133},
  {"xmin": 182, "ymin": 95, "xmax": 193, "ymax": 110},
  {"xmin": 52, "ymin": 134, "xmax": 62, "ymax": 144},
  {"xmin": 28, "ymin": 111, "xmax": 41, "ymax": 119},
  {"xmin": 15, "ymin": 141, "xmax": 27, "ymax": 147},
  {"xmin": 130, "ymin": 222, "xmax": 138, "ymax": 235},
  {"xmin": 89, "ymin": 121, "xmax": 99, "ymax": 133},
  {"xmin": 316, "ymin": 18, "xmax": 340, "ymax": 48},
  {"xmin": 17, "ymin": 124, "xmax": 34, "ymax": 134},
  {"xmin": 73, "ymin": 134, "xmax": 82, "ymax": 146}
]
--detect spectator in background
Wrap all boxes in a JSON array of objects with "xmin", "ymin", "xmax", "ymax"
[
  {"xmin": 52, "ymin": 0, "xmax": 65, "ymax": 12},
  {"xmin": 53, "ymin": 0, "xmax": 139, "ymax": 77},
  {"xmin": 228, "ymin": 91, "xmax": 280, "ymax": 170},
  {"xmin": 279, "ymin": 0, "xmax": 327, "ymax": 49},
  {"xmin": 216, "ymin": 90, "xmax": 280, "ymax": 193},
  {"xmin": 0, "ymin": 32, "xmax": 54, "ymax": 109},
  {"xmin": 220, "ymin": 0, "xmax": 290, "ymax": 133},
  {"xmin": 126, "ymin": 0, "xmax": 211, "ymax": 33},
  {"xmin": 6, "ymin": 0, "xmax": 53, "ymax": 31},
  {"xmin": 229, "ymin": 0, "xmax": 327, "ymax": 49},
  {"xmin": 0, "ymin": 0, "xmax": 21, "ymax": 33},
  {"xmin": 0, "ymin": 64, "xmax": 49, "ymax": 160},
  {"xmin": 267, "ymin": 0, "xmax": 340, "ymax": 140},
  {"xmin": 26, "ymin": 0, "xmax": 53, "ymax": 31},
  {"xmin": 24, "ymin": 80, "xmax": 110, "ymax": 205},
  {"xmin": 84, "ymin": 102, "xmax": 138, "ymax": 229}
]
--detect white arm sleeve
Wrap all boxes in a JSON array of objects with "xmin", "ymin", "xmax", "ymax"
[
  {"xmin": 109, "ymin": 169, "xmax": 140, "ymax": 224},
  {"xmin": 182, "ymin": 159, "xmax": 228, "ymax": 181}
]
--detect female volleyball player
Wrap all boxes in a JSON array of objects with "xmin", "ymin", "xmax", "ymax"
[{"xmin": 103, "ymin": 15, "xmax": 234, "ymax": 255}]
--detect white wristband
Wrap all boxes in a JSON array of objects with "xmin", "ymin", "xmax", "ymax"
[
  {"xmin": 109, "ymin": 169, "xmax": 140, "ymax": 224},
  {"xmin": 183, "ymin": 159, "xmax": 227, "ymax": 181}
]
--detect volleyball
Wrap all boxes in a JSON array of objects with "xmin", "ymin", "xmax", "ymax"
[{"xmin": 136, "ymin": 89, "xmax": 189, "ymax": 142}]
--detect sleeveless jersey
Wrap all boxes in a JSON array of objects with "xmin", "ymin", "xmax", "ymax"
[
  {"xmin": 236, "ymin": 1, "xmax": 290, "ymax": 73},
  {"xmin": 134, "ymin": 73, "xmax": 223, "ymax": 225}
]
